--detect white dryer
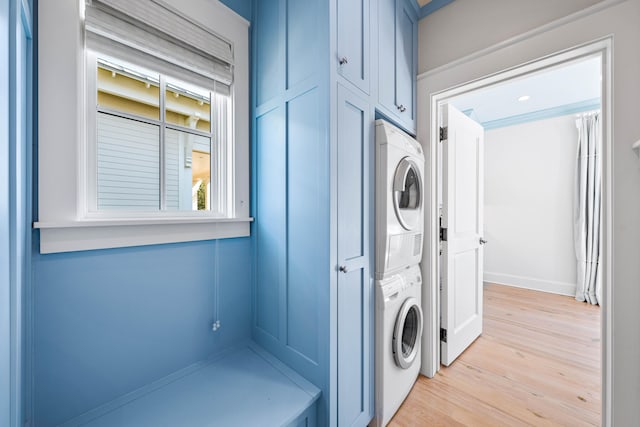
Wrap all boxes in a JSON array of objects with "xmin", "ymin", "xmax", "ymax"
[
  {"xmin": 375, "ymin": 120, "xmax": 425, "ymax": 279},
  {"xmin": 371, "ymin": 265, "xmax": 423, "ymax": 427}
]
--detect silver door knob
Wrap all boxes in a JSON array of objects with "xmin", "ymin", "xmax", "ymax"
[
  {"xmin": 339, "ymin": 57, "xmax": 348, "ymax": 65},
  {"xmin": 339, "ymin": 265, "xmax": 348, "ymax": 273},
  {"xmin": 479, "ymin": 238, "xmax": 488, "ymax": 245}
]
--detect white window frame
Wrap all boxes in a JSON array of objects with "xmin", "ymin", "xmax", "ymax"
[{"xmin": 35, "ymin": 0, "xmax": 251, "ymax": 253}]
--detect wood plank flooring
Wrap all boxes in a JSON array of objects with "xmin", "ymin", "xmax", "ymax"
[{"xmin": 390, "ymin": 284, "xmax": 601, "ymax": 426}]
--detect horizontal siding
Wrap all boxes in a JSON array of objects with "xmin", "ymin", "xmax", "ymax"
[{"xmin": 97, "ymin": 113, "xmax": 160, "ymax": 210}]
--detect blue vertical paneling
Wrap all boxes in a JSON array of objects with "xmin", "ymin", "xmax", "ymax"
[
  {"xmin": 252, "ymin": 0, "xmax": 330, "ymax": 424},
  {"xmin": 32, "ymin": 238, "xmax": 252, "ymax": 426},
  {"xmin": 286, "ymin": 0, "xmax": 318, "ymax": 89},
  {"xmin": 255, "ymin": 0, "xmax": 282, "ymax": 106},
  {"xmin": 286, "ymin": 87, "xmax": 326, "ymax": 364},
  {"xmin": 4, "ymin": 1, "xmax": 32, "ymax": 426},
  {"xmin": 255, "ymin": 108, "xmax": 286, "ymax": 339},
  {"xmin": 0, "ymin": 1, "xmax": 11, "ymax": 426}
]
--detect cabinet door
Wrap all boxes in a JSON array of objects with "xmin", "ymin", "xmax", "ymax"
[
  {"xmin": 337, "ymin": 0, "xmax": 370, "ymax": 94},
  {"xmin": 336, "ymin": 84, "xmax": 372, "ymax": 427},
  {"xmin": 395, "ymin": 0, "xmax": 417, "ymax": 129},
  {"xmin": 377, "ymin": 0, "xmax": 396, "ymax": 110}
]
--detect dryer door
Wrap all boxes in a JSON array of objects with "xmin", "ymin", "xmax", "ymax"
[
  {"xmin": 392, "ymin": 297, "xmax": 423, "ymax": 369},
  {"xmin": 393, "ymin": 157, "xmax": 422, "ymax": 231}
]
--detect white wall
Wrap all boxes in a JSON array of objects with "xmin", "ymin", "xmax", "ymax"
[
  {"xmin": 417, "ymin": 1, "xmax": 640, "ymax": 424},
  {"xmin": 418, "ymin": 0, "xmax": 603, "ymax": 72},
  {"xmin": 483, "ymin": 115, "xmax": 578, "ymax": 296}
]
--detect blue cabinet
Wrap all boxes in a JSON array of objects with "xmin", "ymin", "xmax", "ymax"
[
  {"xmin": 376, "ymin": 0, "xmax": 417, "ymax": 134},
  {"xmin": 336, "ymin": 84, "xmax": 373, "ymax": 427},
  {"xmin": 253, "ymin": 0, "xmax": 376, "ymax": 425},
  {"xmin": 337, "ymin": 0, "xmax": 370, "ymax": 94}
]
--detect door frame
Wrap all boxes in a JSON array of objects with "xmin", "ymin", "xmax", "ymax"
[{"xmin": 419, "ymin": 38, "xmax": 612, "ymax": 426}]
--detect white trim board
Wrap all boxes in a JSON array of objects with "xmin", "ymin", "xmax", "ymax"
[{"xmin": 484, "ymin": 273, "xmax": 576, "ymax": 297}]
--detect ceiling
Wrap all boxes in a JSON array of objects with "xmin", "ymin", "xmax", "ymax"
[{"xmin": 449, "ymin": 56, "xmax": 601, "ymax": 126}]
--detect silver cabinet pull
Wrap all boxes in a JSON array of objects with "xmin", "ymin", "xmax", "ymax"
[
  {"xmin": 339, "ymin": 265, "xmax": 348, "ymax": 273},
  {"xmin": 397, "ymin": 104, "xmax": 406, "ymax": 113},
  {"xmin": 479, "ymin": 238, "xmax": 488, "ymax": 245},
  {"xmin": 339, "ymin": 57, "xmax": 348, "ymax": 65}
]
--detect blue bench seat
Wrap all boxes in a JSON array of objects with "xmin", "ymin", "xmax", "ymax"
[{"xmin": 61, "ymin": 343, "xmax": 320, "ymax": 427}]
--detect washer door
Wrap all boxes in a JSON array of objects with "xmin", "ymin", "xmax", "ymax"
[
  {"xmin": 392, "ymin": 297, "xmax": 423, "ymax": 369},
  {"xmin": 393, "ymin": 157, "xmax": 422, "ymax": 231}
]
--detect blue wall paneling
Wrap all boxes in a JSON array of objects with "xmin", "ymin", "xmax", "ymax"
[
  {"xmin": 1, "ymin": 0, "xmax": 12, "ymax": 423},
  {"xmin": 252, "ymin": 0, "xmax": 384, "ymax": 425},
  {"xmin": 252, "ymin": 0, "xmax": 331, "ymax": 422},
  {"xmin": 3, "ymin": 0, "xmax": 33, "ymax": 426}
]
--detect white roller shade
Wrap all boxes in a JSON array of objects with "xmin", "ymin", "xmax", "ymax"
[{"xmin": 85, "ymin": 0, "xmax": 233, "ymax": 89}]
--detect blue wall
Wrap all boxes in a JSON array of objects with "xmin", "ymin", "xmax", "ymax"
[
  {"xmin": 30, "ymin": 0, "xmax": 254, "ymax": 425},
  {"xmin": 220, "ymin": 0, "xmax": 252, "ymax": 22},
  {"xmin": 1, "ymin": 0, "xmax": 12, "ymax": 424},
  {"xmin": 251, "ymin": 0, "xmax": 331, "ymax": 424},
  {"xmin": 32, "ymin": 239, "xmax": 252, "ymax": 426},
  {"xmin": 3, "ymin": 1, "xmax": 33, "ymax": 426}
]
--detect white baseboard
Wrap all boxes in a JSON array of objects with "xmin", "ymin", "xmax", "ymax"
[{"xmin": 483, "ymin": 272, "xmax": 576, "ymax": 297}]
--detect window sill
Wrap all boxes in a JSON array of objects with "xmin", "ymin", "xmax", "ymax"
[{"xmin": 34, "ymin": 217, "xmax": 253, "ymax": 254}]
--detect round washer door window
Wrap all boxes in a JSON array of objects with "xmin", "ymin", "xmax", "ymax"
[
  {"xmin": 393, "ymin": 158, "xmax": 422, "ymax": 231},
  {"xmin": 393, "ymin": 297, "xmax": 423, "ymax": 369}
]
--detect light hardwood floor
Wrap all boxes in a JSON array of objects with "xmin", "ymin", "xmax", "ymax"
[{"xmin": 390, "ymin": 283, "xmax": 601, "ymax": 426}]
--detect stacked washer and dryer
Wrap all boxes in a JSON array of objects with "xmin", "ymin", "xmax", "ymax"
[{"xmin": 371, "ymin": 120, "xmax": 425, "ymax": 427}]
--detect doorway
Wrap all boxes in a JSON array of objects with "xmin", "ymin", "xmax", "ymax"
[{"xmin": 420, "ymin": 39, "xmax": 612, "ymax": 425}]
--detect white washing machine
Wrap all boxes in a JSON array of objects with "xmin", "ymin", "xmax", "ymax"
[
  {"xmin": 371, "ymin": 265, "xmax": 423, "ymax": 427},
  {"xmin": 375, "ymin": 120, "xmax": 425, "ymax": 279}
]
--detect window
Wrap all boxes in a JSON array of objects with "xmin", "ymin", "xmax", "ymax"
[
  {"xmin": 87, "ymin": 54, "xmax": 228, "ymax": 215},
  {"xmin": 35, "ymin": 0, "xmax": 250, "ymax": 253}
]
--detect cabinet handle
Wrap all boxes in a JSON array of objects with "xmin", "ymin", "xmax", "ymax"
[
  {"xmin": 339, "ymin": 265, "xmax": 348, "ymax": 273},
  {"xmin": 479, "ymin": 238, "xmax": 488, "ymax": 245},
  {"xmin": 397, "ymin": 104, "xmax": 407, "ymax": 113},
  {"xmin": 339, "ymin": 57, "xmax": 348, "ymax": 65}
]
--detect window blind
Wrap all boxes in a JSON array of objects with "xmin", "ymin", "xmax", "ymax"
[{"xmin": 85, "ymin": 0, "xmax": 233, "ymax": 90}]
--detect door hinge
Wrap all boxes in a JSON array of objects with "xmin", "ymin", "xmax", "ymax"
[
  {"xmin": 440, "ymin": 227, "xmax": 448, "ymax": 242},
  {"xmin": 440, "ymin": 328, "xmax": 448, "ymax": 343},
  {"xmin": 439, "ymin": 126, "xmax": 448, "ymax": 142}
]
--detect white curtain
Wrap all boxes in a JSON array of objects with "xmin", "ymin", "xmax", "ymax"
[{"xmin": 574, "ymin": 112, "xmax": 602, "ymax": 305}]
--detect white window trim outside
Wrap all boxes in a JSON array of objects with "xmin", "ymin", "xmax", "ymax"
[{"xmin": 36, "ymin": 0, "xmax": 251, "ymax": 254}]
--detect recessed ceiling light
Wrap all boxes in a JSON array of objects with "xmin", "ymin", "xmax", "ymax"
[{"xmin": 518, "ymin": 95, "xmax": 530, "ymax": 102}]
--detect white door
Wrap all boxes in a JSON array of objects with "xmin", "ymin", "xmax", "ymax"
[{"xmin": 440, "ymin": 103, "xmax": 485, "ymax": 366}]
